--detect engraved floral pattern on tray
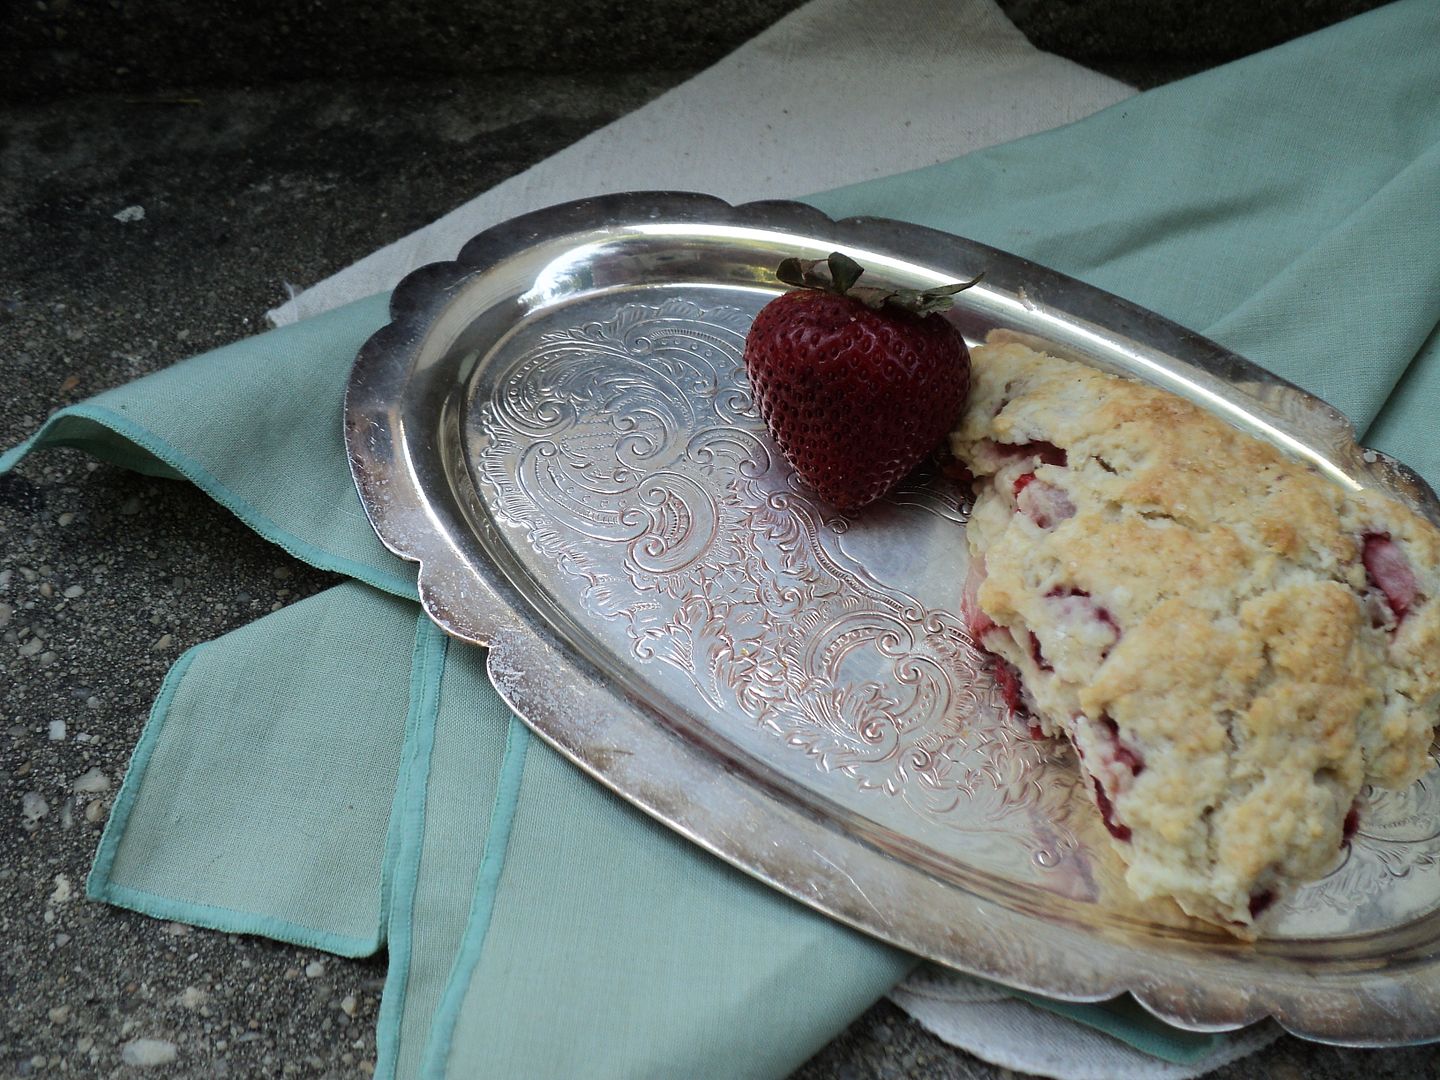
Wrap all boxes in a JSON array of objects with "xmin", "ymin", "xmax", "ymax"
[
  {"xmin": 469, "ymin": 298, "xmax": 1084, "ymax": 861},
  {"xmin": 1285, "ymin": 770, "xmax": 1440, "ymax": 919}
]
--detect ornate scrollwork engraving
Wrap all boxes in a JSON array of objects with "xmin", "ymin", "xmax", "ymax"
[
  {"xmin": 1288, "ymin": 771, "xmax": 1440, "ymax": 915},
  {"xmin": 471, "ymin": 299, "xmax": 1088, "ymax": 869}
]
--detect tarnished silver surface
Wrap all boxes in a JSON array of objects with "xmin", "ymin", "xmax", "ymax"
[{"xmin": 345, "ymin": 192, "xmax": 1440, "ymax": 1044}]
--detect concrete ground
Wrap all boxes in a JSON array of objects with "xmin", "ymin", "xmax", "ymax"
[{"xmin": 3, "ymin": 1, "xmax": 1430, "ymax": 1077}]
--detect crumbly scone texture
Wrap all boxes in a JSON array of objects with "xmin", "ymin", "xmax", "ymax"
[{"xmin": 950, "ymin": 332, "xmax": 1440, "ymax": 931}]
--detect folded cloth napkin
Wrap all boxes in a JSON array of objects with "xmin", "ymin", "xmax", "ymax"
[{"xmin": 6, "ymin": 1, "xmax": 1439, "ymax": 1078}]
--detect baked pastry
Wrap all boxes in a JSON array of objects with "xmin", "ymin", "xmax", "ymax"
[{"xmin": 950, "ymin": 332, "xmax": 1440, "ymax": 932}]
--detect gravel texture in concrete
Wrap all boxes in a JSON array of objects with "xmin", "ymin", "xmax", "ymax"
[
  {"xmin": 0, "ymin": 1, "xmax": 1421, "ymax": 1077},
  {"xmin": 3, "ymin": 0, "xmax": 808, "ymax": 104},
  {"xmin": 2, "ymin": 0, "xmax": 1392, "ymax": 101}
]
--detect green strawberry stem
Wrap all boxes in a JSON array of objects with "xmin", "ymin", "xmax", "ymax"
[{"xmin": 774, "ymin": 251, "xmax": 982, "ymax": 316}]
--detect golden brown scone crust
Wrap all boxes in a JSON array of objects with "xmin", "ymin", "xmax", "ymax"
[{"xmin": 951, "ymin": 333, "xmax": 1440, "ymax": 930}]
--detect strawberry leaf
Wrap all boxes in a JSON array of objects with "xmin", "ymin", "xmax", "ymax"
[
  {"xmin": 771, "ymin": 254, "xmax": 983, "ymax": 316},
  {"xmin": 774, "ymin": 256, "xmax": 814, "ymax": 290},
  {"xmin": 845, "ymin": 286, "xmax": 900, "ymax": 310},
  {"xmin": 826, "ymin": 251, "xmax": 865, "ymax": 295},
  {"xmin": 908, "ymin": 274, "xmax": 985, "ymax": 314}
]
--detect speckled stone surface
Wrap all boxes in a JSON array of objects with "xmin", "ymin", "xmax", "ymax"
[{"xmin": 0, "ymin": 2, "xmax": 1417, "ymax": 1077}]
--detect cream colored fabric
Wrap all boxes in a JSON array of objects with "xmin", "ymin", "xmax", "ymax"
[{"xmin": 267, "ymin": 0, "xmax": 1132, "ymax": 327}]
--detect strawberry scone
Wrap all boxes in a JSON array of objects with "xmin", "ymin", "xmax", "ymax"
[{"xmin": 951, "ymin": 332, "xmax": 1440, "ymax": 933}]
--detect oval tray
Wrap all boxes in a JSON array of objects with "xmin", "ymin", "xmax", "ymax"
[{"xmin": 344, "ymin": 191, "xmax": 1440, "ymax": 1044}]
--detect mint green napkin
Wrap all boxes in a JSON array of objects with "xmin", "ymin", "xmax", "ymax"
[{"xmin": 5, "ymin": 1, "xmax": 1438, "ymax": 1075}]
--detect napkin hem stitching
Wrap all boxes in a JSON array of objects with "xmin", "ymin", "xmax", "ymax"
[
  {"xmin": 418, "ymin": 714, "xmax": 531, "ymax": 1079},
  {"xmin": 85, "ymin": 644, "xmax": 200, "ymax": 904},
  {"xmin": 96, "ymin": 882, "xmax": 380, "ymax": 957},
  {"xmin": 374, "ymin": 617, "xmax": 450, "ymax": 1080}
]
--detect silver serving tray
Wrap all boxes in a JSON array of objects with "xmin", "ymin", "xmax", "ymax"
[{"xmin": 345, "ymin": 192, "xmax": 1440, "ymax": 1044}]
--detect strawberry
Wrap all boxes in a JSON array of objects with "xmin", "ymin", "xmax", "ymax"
[
  {"xmin": 1362, "ymin": 531, "xmax": 1418, "ymax": 625},
  {"xmin": 743, "ymin": 251, "xmax": 977, "ymax": 511}
]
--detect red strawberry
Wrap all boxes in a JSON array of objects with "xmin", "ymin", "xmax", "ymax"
[{"xmin": 743, "ymin": 252, "xmax": 977, "ymax": 511}]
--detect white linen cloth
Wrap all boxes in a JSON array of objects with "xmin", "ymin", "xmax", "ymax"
[
  {"xmin": 894, "ymin": 968, "xmax": 1279, "ymax": 1078},
  {"xmin": 268, "ymin": 0, "xmax": 1131, "ymax": 326}
]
